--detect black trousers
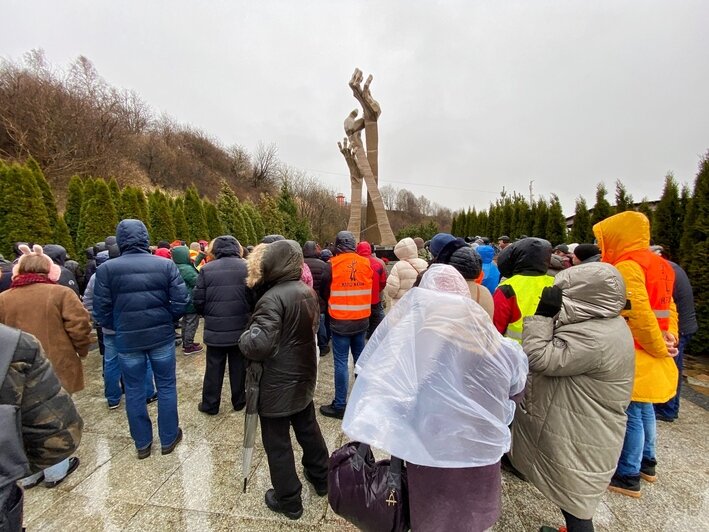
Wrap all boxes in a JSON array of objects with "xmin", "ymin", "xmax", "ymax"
[
  {"xmin": 562, "ymin": 509, "xmax": 594, "ymax": 532},
  {"xmin": 259, "ymin": 402, "xmax": 329, "ymax": 512},
  {"xmin": 96, "ymin": 326, "xmax": 105, "ymax": 357},
  {"xmin": 367, "ymin": 302, "xmax": 385, "ymax": 339},
  {"xmin": 200, "ymin": 344, "xmax": 246, "ymax": 412}
]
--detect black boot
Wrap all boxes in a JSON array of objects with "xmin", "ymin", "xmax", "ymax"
[
  {"xmin": 264, "ymin": 489, "xmax": 303, "ymax": 520},
  {"xmin": 608, "ymin": 473, "xmax": 641, "ymax": 498},
  {"xmin": 640, "ymin": 458, "xmax": 657, "ymax": 483}
]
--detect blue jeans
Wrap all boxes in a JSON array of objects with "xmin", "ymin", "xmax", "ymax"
[
  {"xmin": 655, "ymin": 334, "xmax": 692, "ymax": 419},
  {"xmin": 118, "ymin": 341, "xmax": 179, "ymax": 450},
  {"xmin": 317, "ymin": 313, "xmax": 330, "ymax": 347},
  {"xmin": 332, "ymin": 331, "xmax": 366, "ymax": 410},
  {"xmin": 616, "ymin": 401, "xmax": 657, "ymax": 477},
  {"xmin": 104, "ymin": 334, "xmax": 156, "ymax": 406}
]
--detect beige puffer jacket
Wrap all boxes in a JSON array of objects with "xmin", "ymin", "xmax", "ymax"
[
  {"xmin": 384, "ymin": 238, "xmax": 429, "ymax": 305},
  {"xmin": 509, "ymin": 262, "xmax": 635, "ymax": 520}
]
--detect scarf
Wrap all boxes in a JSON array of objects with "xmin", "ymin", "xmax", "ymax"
[{"xmin": 10, "ymin": 273, "xmax": 57, "ymax": 288}]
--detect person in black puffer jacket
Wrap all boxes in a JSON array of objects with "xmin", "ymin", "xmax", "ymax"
[
  {"xmin": 64, "ymin": 259, "xmax": 85, "ymax": 295},
  {"xmin": 43, "ymin": 244, "xmax": 80, "ymax": 297},
  {"xmin": 302, "ymin": 241, "xmax": 330, "ymax": 354},
  {"xmin": 83, "ymin": 247, "xmax": 97, "ymax": 290},
  {"xmin": 238, "ymin": 240, "xmax": 329, "ymax": 520},
  {"xmin": 193, "ymin": 236, "xmax": 253, "ymax": 414}
]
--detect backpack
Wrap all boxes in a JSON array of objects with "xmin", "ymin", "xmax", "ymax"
[{"xmin": 0, "ymin": 325, "xmax": 29, "ymax": 531}]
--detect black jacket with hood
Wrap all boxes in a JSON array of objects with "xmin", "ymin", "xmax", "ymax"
[
  {"xmin": 303, "ymin": 241, "xmax": 328, "ymax": 312},
  {"xmin": 43, "ymin": 245, "xmax": 80, "ymax": 296},
  {"xmin": 238, "ymin": 240, "xmax": 320, "ymax": 417},
  {"xmin": 193, "ymin": 236, "xmax": 253, "ymax": 346}
]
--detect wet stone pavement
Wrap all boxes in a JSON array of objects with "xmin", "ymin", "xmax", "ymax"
[{"xmin": 22, "ymin": 339, "xmax": 709, "ymax": 531}]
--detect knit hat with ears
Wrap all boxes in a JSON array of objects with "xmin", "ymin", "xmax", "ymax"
[{"xmin": 12, "ymin": 244, "xmax": 61, "ymax": 281}]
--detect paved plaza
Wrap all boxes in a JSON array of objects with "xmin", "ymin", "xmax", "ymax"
[{"xmin": 22, "ymin": 340, "xmax": 709, "ymax": 531}]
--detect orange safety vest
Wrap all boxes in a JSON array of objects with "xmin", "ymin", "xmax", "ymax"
[
  {"xmin": 328, "ymin": 253, "xmax": 373, "ymax": 320},
  {"xmin": 616, "ymin": 249, "xmax": 675, "ymax": 347}
]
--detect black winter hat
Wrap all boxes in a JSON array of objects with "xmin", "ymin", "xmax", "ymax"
[
  {"xmin": 261, "ymin": 234, "xmax": 285, "ymax": 244},
  {"xmin": 157, "ymin": 240, "xmax": 170, "ymax": 249},
  {"xmin": 573, "ymin": 244, "xmax": 600, "ymax": 262},
  {"xmin": 108, "ymin": 244, "xmax": 121, "ymax": 259},
  {"xmin": 335, "ymin": 231, "xmax": 356, "ymax": 253}
]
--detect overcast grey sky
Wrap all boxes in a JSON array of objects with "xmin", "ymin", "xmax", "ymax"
[{"xmin": 2, "ymin": 0, "xmax": 708, "ymax": 215}]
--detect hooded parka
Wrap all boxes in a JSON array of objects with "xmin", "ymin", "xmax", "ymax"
[
  {"xmin": 384, "ymin": 237, "xmax": 428, "ymax": 305},
  {"xmin": 172, "ymin": 245, "xmax": 198, "ymax": 313},
  {"xmin": 303, "ymin": 241, "xmax": 328, "ymax": 313},
  {"xmin": 43, "ymin": 244, "xmax": 80, "ymax": 296},
  {"xmin": 238, "ymin": 241, "xmax": 320, "ymax": 417},
  {"xmin": 477, "ymin": 245, "xmax": 501, "ymax": 294},
  {"xmin": 93, "ymin": 220, "xmax": 189, "ymax": 353},
  {"xmin": 193, "ymin": 236, "xmax": 252, "ymax": 346},
  {"xmin": 593, "ymin": 212, "xmax": 679, "ymax": 403},
  {"xmin": 510, "ymin": 263, "xmax": 635, "ymax": 520},
  {"xmin": 493, "ymin": 238, "xmax": 554, "ymax": 339}
]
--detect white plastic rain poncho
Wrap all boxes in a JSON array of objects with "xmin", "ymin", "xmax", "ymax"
[{"xmin": 342, "ymin": 264, "xmax": 528, "ymax": 468}]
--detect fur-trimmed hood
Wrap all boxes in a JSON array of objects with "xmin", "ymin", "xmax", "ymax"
[{"xmin": 247, "ymin": 240, "xmax": 303, "ymax": 288}]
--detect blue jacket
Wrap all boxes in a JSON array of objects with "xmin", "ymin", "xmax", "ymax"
[
  {"xmin": 93, "ymin": 220, "xmax": 188, "ymax": 352},
  {"xmin": 477, "ymin": 245, "xmax": 501, "ymax": 294}
]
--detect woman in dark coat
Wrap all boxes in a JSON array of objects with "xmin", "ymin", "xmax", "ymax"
[{"xmin": 238, "ymin": 240, "xmax": 329, "ymax": 520}]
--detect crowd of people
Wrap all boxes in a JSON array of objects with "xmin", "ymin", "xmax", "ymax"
[{"xmin": 0, "ymin": 210, "xmax": 697, "ymax": 532}]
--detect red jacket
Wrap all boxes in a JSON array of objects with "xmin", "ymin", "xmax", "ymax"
[{"xmin": 356, "ymin": 242, "xmax": 387, "ymax": 305}]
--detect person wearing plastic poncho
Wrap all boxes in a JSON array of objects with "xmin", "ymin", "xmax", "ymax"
[{"xmin": 342, "ymin": 264, "xmax": 528, "ymax": 532}]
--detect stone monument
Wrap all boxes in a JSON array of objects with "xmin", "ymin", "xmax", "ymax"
[{"xmin": 338, "ymin": 68, "xmax": 396, "ymax": 245}]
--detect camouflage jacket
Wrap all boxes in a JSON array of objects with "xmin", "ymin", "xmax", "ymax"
[
  {"xmin": 418, "ymin": 248, "xmax": 432, "ymax": 262},
  {"xmin": 0, "ymin": 325, "xmax": 83, "ymax": 480}
]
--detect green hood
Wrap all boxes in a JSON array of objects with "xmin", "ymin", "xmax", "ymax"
[{"xmin": 172, "ymin": 245, "xmax": 191, "ymax": 265}]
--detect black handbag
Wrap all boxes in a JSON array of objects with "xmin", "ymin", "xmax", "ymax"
[{"xmin": 328, "ymin": 441, "xmax": 409, "ymax": 532}]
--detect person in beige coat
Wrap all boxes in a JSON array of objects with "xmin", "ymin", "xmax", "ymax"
[
  {"xmin": 0, "ymin": 245, "xmax": 92, "ymax": 394},
  {"xmin": 384, "ymin": 237, "xmax": 428, "ymax": 305},
  {"xmin": 509, "ymin": 262, "xmax": 635, "ymax": 532},
  {"xmin": 0, "ymin": 244, "xmax": 91, "ymax": 488}
]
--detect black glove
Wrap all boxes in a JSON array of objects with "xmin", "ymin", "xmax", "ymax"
[{"xmin": 535, "ymin": 286, "xmax": 563, "ymax": 318}]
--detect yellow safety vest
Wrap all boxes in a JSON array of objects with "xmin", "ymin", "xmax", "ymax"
[{"xmin": 499, "ymin": 274, "xmax": 555, "ymax": 343}]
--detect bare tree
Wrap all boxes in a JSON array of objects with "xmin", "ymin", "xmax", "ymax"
[
  {"xmin": 380, "ymin": 184, "xmax": 397, "ymax": 210},
  {"xmin": 227, "ymin": 144, "xmax": 252, "ymax": 181},
  {"xmin": 417, "ymin": 194, "xmax": 432, "ymax": 217},
  {"xmin": 252, "ymin": 141, "xmax": 279, "ymax": 187},
  {"xmin": 395, "ymin": 188, "xmax": 419, "ymax": 215}
]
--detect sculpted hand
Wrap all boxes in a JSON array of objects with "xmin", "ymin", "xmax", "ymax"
[
  {"xmin": 337, "ymin": 137, "xmax": 361, "ymax": 180},
  {"xmin": 349, "ymin": 68, "xmax": 381, "ymax": 121},
  {"xmin": 344, "ymin": 109, "xmax": 365, "ymax": 136}
]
